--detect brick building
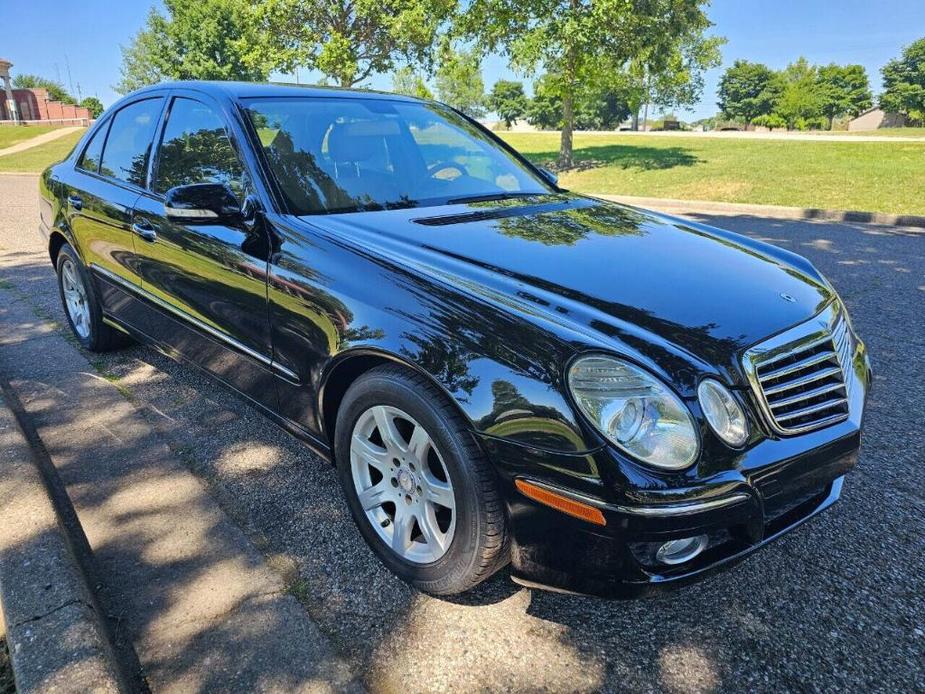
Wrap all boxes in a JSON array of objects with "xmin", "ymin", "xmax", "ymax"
[{"xmin": 0, "ymin": 87, "xmax": 93, "ymax": 123}]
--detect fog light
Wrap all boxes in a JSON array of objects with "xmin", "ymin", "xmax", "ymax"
[{"xmin": 656, "ymin": 535, "xmax": 708, "ymax": 565}]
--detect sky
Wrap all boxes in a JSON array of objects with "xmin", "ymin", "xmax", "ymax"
[{"xmin": 3, "ymin": 0, "xmax": 924, "ymax": 120}]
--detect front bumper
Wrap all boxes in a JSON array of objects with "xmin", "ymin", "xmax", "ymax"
[{"xmin": 481, "ymin": 351, "xmax": 870, "ymax": 598}]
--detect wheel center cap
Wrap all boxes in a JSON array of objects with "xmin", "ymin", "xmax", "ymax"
[{"xmin": 397, "ymin": 469, "xmax": 415, "ymax": 493}]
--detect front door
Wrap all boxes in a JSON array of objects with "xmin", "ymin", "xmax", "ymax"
[{"xmin": 130, "ymin": 94, "xmax": 277, "ymax": 409}]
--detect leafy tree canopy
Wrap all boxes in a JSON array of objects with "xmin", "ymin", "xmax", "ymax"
[
  {"xmin": 526, "ymin": 72, "xmax": 630, "ymax": 130},
  {"xmin": 487, "ymin": 80, "xmax": 528, "ymax": 126},
  {"xmin": 717, "ymin": 60, "xmax": 782, "ymax": 124},
  {"xmin": 880, "ymin": 37, "xmax": 925, "ymax": 123},
  {"xmin": 815, "ymin": 63, "xmax": 871, "ymax": 128},
  {"xmin": 116, "ymin": 0, "xmax": 273, "ymax": 94},
  {"xmin": 460, "ymin": 0, "xmax": 715, "ymax": 167},
  {"xmin": 775, "ymin": 57, "xmax": 823, "ymax": 130},
  {"xmin": 435, "ymin": 43, "xmax": 486, "ymax": 118},
  {"xmin": 79, "ymin": 96, "xmax": 105, "ymax": 118},
  {"xmin": 391, "ymin": 66, "xmax": 434, "ymax": 99},
  {"xmin": 12, "ymin": 74, "xmax": 75, "ymax": 104},
  {"xmin": 253, "ymin": 0, "xmax": 455, "ymax": 88}
]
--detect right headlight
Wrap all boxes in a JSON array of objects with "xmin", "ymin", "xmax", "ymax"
[{"xmin": 568, "ymin": 355, "xmax": 699, "ymax": 470}]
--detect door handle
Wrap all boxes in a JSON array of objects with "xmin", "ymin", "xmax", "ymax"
[
  {"xmin": 131, "ymin": 222, "xmax": 157, "ymax": 243},
  {"xmin": 67, "ymin": 194, "xmax": 82, "ymax": 211}
]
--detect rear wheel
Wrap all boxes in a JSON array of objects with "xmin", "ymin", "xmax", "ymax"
[
  {"xmin": 55, "ymin": 243, "xmax": 132, "ymax": 352},
  {"xmin": 335, "ymin": 365, "xmax": 509, "ymax": 595}
]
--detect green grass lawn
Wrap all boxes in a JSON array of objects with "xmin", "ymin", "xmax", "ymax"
[
  {"xmin": 0, "ymin": 124, "xmax": 68, "ymax": 149},
  {"xmin": 502, "ymin": 132, "xmax": 925, "ymax": 215},
  {"xmin": 0, "ymin": 129, "xmax": 85, "ymax": 173},
  {"xmin": 826, "ymin": 127, "xmax": 925, "ymax": 138}
]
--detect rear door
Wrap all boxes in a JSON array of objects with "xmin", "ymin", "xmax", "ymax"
[
  {"xmin": 61, "ymin": 96, "xmax": 165, "ymax": 318},
  {"xmin": 130, "ymin": 92, "xmax": 278, "ymax": 409}
]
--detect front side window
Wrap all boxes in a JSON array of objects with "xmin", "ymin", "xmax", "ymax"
[
  {"xmin": 154, "ymin": 98, "xmax": 245, "ymax": 196},
  {"xmin": 243, "ymin": 97, "xmax": 551, "ymax": 215},
  {"xmin": 99, "ymin": 98, "xmax": 164, "ymax": 187}
]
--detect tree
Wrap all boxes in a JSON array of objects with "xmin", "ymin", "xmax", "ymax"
[
  {"xmin": 392, "ymin": 66, "xmax": 433, "ymax": 99},
  {"xmin": 775, "ymin": 57, "xmax": 823, "ymax": 130},
  {"xmin": 487, "ymin": 80, "xmax": 528, "ymax": 126},
  {"xmin": 11, "ymin": 75, "xmax": 75, "ymax": 104},
  {"xmin": 752, "ymin": 113, "xmax": 786, "ymax": 130},
  {"xmin": 881, "ymin": 37, "xmax": 925, "ymax": 124},
  {"xmin": 254, "ymin": 0, "xmax": 455, "ymax": 88},
  {"xmin": 461, "ymin": 0, "xmax": 715, "ymax": 168},
  {"xmin": 816, "ymin": 64, "xmax": 872, "ymax": 129},
  {"xmin": 717, "ymin": 60, "xmax": 781, "ymax": 125},
  {"xmin": 626, "ymin": 32, "xmax": 724, "ymax": 130},
  {"xmin": 79, "ymin": 97, "xmax": 105, "ymax": 118},
  {"xmin": 526, "ymin": 72, "xmax": 630, "ymax": 130},
  {"xmin": 435, "ymin": 44, "xmax": 486, "ymax": 118},
  {"xmin": 116, "ymin": 0, "xmax": 273, "ymax": 94}
]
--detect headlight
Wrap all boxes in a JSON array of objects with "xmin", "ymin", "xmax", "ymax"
[
  {"xmin": 697, "ymin": 379, "xmax": 748, "ymax": 447},
  {"xmin": 568, "ymin": 355, "xmax": 699, "ymax": 470}
]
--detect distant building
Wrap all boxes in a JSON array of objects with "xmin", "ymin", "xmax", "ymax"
[
  {"xmin": 0, "ymin": 57, "xmax": 93, "ymax": 125},
  {"xmin": 848, "ymin": 107, "xmax": 907, "ymax": 131},
  {"xmin": 0, "ymin": 87, "xmax": 93, "ymax": 123}
]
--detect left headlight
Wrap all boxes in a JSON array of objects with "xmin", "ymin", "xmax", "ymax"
[{"xmin": 568, "ymin": 355, "xmax": 699, "ymax": 470}]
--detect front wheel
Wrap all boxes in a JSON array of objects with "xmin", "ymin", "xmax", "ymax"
[{"xmin": 335, "ymin": 365, "xmax": 509, "ymax": 595}]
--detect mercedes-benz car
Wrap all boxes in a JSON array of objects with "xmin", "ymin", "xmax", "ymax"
[{"xmin": 38, "ymin": 82, "xmax": 870, "ymax": 597}]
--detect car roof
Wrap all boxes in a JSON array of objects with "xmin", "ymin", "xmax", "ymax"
[{"xmin": 129, "ymin": 80, "xmax": 423, "ymax": 103}]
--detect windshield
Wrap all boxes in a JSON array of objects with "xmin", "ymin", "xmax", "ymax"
[{"xmin": 242, "ymin": 97, "xmax": 552, "ymax": 215}]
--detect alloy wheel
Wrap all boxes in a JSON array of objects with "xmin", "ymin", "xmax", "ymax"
[
  {"xmin": 60, "ymin": 258, "xmax": 91, "ymax": 339},
  {"xmin": 350, "ymin": 405, "xmax": 456, "ymax": 564}
]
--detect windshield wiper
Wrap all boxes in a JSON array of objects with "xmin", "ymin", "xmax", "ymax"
[{"xmin": 447, "ymin": 192, "xmax": 546, "ymax": 205}]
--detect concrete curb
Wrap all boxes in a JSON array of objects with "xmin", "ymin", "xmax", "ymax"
[
  {"xmin": 0, "ymin": 381, "xmax": 139, "ymax": 693},
  {"xmin": 594, "ymin": 194, "xmax": 925, "ymax": 230}
]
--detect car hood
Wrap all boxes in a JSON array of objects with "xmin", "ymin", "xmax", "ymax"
[{"xmin": 304, "ymin": 194, "xmax": 833, "ymax": 388}]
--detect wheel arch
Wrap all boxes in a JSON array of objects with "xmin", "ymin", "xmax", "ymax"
[{"xmin": 319, "ymin": 348, "xmax": 480, "ymax": 457}]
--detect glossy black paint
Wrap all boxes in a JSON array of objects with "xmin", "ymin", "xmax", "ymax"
[{"xmin": 39, "ymin": 81, "xmax": 870, "ymax": 597}]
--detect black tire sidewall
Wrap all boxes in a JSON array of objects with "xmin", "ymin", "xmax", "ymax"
[
  {"xmin": 335, "ymin": 370, "xmax": 488, "ymax": 592},
  {"xmin": 56, "ymin": 243, "xmax": 104, "ymax": 351}
]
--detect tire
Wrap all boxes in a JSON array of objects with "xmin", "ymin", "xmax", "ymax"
[
  {"xmin": 55, "ymin": 243, "xmax": 132, "ymax": 352},
  {"xmin": 335, "ymin": 365, "xmax": 509, "ymax": 595}
]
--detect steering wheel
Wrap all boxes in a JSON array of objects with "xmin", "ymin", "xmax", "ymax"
[{"xmin": 428, "ymin": 161, "xmax": 469, "ymax": 180}]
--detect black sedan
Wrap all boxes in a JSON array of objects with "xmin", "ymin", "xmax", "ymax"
[{"xmin": 38, "ymin": 82, "xmax": 870, "ymax": 597}]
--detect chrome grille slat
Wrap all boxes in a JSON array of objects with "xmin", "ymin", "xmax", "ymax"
[
  {"xmin": 768, "ymin": 382, "xmax": 847, "ymax": 409},
  {"xmin": 745, "ymin": 304, "xmax": 853, "ymax": 435},
  {"xmin": 762, "ymin": 366, "xmax": 844, "ymax": 396},
  {"xmin": 758, "ymin": 350, "xmax": 839, "ymax": 383},
  {"xmin": 775, "ymin": 397, "xmax": 848, "ymax": 422}
]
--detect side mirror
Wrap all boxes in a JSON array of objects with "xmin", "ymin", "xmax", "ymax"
[
  {"xmin": 164, "ymin": 183, "xmax": 242, "ymax": 224},
  {"xmin": 538, "ymin": 167, "xmax": 558, "ymax": 186}
]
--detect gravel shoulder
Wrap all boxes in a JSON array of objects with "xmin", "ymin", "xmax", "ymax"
[{"xmin": 1, "ymin": 174, "xmax": 923, "ymax": 692}]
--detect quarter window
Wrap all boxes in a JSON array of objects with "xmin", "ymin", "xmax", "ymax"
[
  {"xmin": 154, "ymin": 98, "xmax": 245, "ymax": 196},
  {"xmin": 99, "ymin": 98, "xmax": 164, "ymax": 187},
  {"xmin": 77, "ymin": 121, "xmax": 109, "ymax": 174}
]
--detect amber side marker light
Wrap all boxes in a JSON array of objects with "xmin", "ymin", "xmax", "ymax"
[{"xmin": 515, "ymin": 479, "xmax": 607, "ymax": 526}]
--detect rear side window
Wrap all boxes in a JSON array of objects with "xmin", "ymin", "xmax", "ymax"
[
  {"xmin": 99, "ymin": 98, "xmax": 164, "ymax": 187},
  {"xmin": 153, "ymin": 97, "xmax": 245, "ymax": 196},
  {"xmin": 77, "ymin": 122, "xmax": 109, "ymax": 174}
]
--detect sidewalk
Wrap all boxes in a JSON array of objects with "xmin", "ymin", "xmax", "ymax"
[
  {"xmin": 0, "ymin": 276, "xmax": 359, "ymax": 691},
  {"xmin": 0, "ymin": 127, "xmax": 83, "ymax": 158}
]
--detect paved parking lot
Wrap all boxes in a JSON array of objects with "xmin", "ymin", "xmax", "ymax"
[{"xmin": 1, "ymin": 174, "xmax": 923, "ymax": 692}]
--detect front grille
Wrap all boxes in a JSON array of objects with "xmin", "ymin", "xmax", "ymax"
[{"xmin": 746, "ymin": 305, "xmax": 853, "ymax": 435}]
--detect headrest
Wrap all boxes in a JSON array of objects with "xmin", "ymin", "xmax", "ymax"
[{"xmin": 327, "ymin": 119, "xmax": 399, "ymax": 163}]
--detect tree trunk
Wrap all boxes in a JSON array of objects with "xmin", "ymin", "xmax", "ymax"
[
  {"xmin": 642, "ymin": 101, "xmax": 649, "ymax": 131},
  {"xmin": 559, "ymin": 90, "xmax": 574, "ymax": 169},
  {"xmin": 632, "ymin": 108, "xmax": 640, "ymax": 131}
]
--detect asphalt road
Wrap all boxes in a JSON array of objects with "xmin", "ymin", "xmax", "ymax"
[{"xmin": 1, "ymin": 174, "xmax": 923, "ymax": 693}]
